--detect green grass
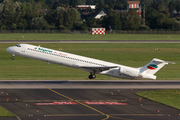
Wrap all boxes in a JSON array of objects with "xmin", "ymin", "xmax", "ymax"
[
  {"xmin": 0, "ymin": 43, "xmax": 179, "ymax": 80},
  {"xmin": 0, "ymin": 106, "xmax": 15, "ymax": 117},
  {"xmin": 136, "ymin": 90, "xmax": 180, "ymax": 110},
  {"xmin": 0, "ymin": 33, "xmax": 180, "ymax": 40}
]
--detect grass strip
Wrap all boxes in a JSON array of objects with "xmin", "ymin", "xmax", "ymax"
[
  {"xmin": 0, "ymin": 43, "xmax": 179, "ymax": 80},
  {"xmin": 0, "ymin": 106, "xmax": 15, "ymax": 117},
  {"xmin": 0, "ymin": 33, "xmax": 180, "ymax": 40},
  {"xmin": 136, "ymin": 90, "xmax": 180, "ymax": 110}
]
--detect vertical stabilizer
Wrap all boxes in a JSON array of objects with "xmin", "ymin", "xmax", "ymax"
[{"xmin": 139, "ymin": 58, "xmax": 171, "ymax": 75}]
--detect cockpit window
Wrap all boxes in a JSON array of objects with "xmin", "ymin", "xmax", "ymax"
[{"xmin": 15, "ymin": 44, "xmax": 21, "ymax": 47}]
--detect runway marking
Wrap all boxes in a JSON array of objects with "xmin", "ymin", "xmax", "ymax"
[
  {"xmin": 46, "ymin": 87, "xmax": 74, "ymax": 101},
  {"xmin": 83, "ymin": 101, "xmax": 128, "ymax": 105},
  {"xmin": 46, "ymin": 87, "xmax": 132, "ymax": 120},
  {"xmin": 46, "ymin": 87, "xmax": 105, "ymax": 115},
  {"xmin": 47, "ymin": 113, "xmax": 163, "ymax": 117},
  {"xmin": 23, "ymin": 99, "xmax": 126, "ymax": 102},
  {"xmin": 35, "ymin": 101, "xmax": 78, "ymax": 105},
  {"xmin": 34, "ymin": 101, "xmax": 128, "ymax": 105},
  {"xmin": 109, "ymin": 114, "xmax": 163, "ymax": 116},
  {"xmin": 47, "ymin": 114, "xmax": 103, "ymax": 116}
]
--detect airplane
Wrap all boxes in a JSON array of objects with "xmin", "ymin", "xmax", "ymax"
[{"xmin": 6, "ymin": 44, "xmax": 173, "ymax": 80}]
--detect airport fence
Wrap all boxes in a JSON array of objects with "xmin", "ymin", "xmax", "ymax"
[{"xmin": 0, "ymin": 30, "xmax": 180, "ymax": 34}]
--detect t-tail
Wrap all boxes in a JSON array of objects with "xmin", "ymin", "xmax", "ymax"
[{"xmin": 139, "ymin": 58, "xmax": 174, "ymax": 80}]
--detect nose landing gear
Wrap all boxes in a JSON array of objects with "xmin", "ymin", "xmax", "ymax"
[{"xmin": 11, "ymin": 54, "xmax": 15, "ymax": 60}]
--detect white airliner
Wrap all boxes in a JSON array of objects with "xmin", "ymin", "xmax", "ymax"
[{"xmin": 6, "ymin": 44, "xmax": 173, "ymax": 80}]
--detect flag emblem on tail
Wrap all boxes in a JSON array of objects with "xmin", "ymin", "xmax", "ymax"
[{"xmin": 147, "ymin": 64, "xmax": 158, "ymax": 70}]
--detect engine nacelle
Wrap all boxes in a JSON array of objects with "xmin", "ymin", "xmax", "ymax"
[{"xmin": 119, "ymin": 67, "xmax": 141, "ymax": 78}]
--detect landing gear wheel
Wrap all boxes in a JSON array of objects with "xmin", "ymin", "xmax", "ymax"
[
  {"xmin": 89, "ymin": 75, "xmax": 93, "ymax": 79},
  {"xmin": 11, "ymin": 56, "xmax": 15, "ymax": 60},
  {"xmin": 92, "ymin": 74, "xmax": 96, "ymax": 79},
  {"xmin": 88, "ymin": 74, "xmax": 96, "ymax": 79}
]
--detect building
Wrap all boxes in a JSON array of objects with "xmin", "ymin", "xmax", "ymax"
[
  {"xmin": 93, "ymin": 9, "xmax": 107, "ymax": 19},
  {"xmin": 76, "ymin": 5, "xmax": 96, "ymax": 10},
  {"xmin": 39, "ymin": 9, "xmax": 49, "ymax": 15},
  {"xmin": 127, "ymin": 1, "xmax": 141, "ymax": 16}
]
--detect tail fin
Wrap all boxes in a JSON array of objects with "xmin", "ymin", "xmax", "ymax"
[{"xmin": 139, "ymin": 58, "xmax": 174, "ymax": 79}]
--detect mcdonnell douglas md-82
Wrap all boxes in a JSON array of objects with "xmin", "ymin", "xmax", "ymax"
[{"xmin": 6, "ymin": 44, "xmax": 173, "ymax": 80}]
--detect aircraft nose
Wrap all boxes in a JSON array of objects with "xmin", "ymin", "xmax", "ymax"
[{"xmin": 6, "ymin": 47, "xmax": 14, "ymax": 54}]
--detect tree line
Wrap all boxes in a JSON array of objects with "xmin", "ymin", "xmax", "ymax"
[{"xmin": 0, "ymin": 0, "xmax": 180, "ymax": 31}]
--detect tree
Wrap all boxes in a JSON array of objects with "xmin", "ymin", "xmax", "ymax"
[
  {"xmin": 73, "ymin": 20, "xmax": 84, "ymax": 30},
  {"xmin": 69, "ymin": 0, "xmax": 78, "ymax": 8},
  {"xmin": 55, "ymin": 6, "xmax": 65, "ymax": 29},
  {"xmin": 86, "ymin": 0, "xmax": 93, "ymax": 4},
  {"xmin": 163, "ymin": 18, "xmax": 176, "ymax": 30},
  {"xmin": 139, "ymin": 25, "xmax": 150, "ymax": 30},
  {"xmin": 126, "ymin": 9, "xmax": 142, "ymax": 30},
  {"xmin": 168, "ymin": 1, "xmax": 176, "ymax": 17},
  {"xmin": 156, "ymin": 13, "xmax": 168, "ymax": 29},
  {"xmin": 78, "ymin": 0, "xmax": 86, "ymax": 4},
  {"xmin": 95, "ymin": 0, "xmax": 104, "ymax": 11},
  {"xmin": 176, "ymin": 0, "xmax": 180, "ymax": 12},
  {"xmin": 64, "ymin": 8, "xmax": 81, "ymax": 30},
  {"xmin": 172, "ymin": 20, "xmax": 180, "ymax": 31},
  {"xmin": 45, "ymin": 9, "xmax": 56, "ymax": 29},
  {"xmin": 140, "ymin": 0, "xmax": 152, "ymax": 7},
  {"xmin": 29, "ymin": 16, "xmax": 49, "ymax": 30},
  {"xmin": 146, "ymin": 8, "xmax": 160, "ymax": 29},
  {"xmin": 85, "ymin": 17, "xmax": 96, "ymax": 28},
  {"xmin": 146, "ymin": 6, "xmax": 172, "ymax": 30},
  {"xmin": 17, "ymin": 18, "xmax": 27, "ymax": 30},
  {"xmin": 102, "ymin": 10, "xmax": 122, "ymax": 30},
  {"xmin": 0, "ymin": 3, "xmax": 3, "ymax": 13},
  {"xmin": 0, "ymin": 0, "xmax": 22, "ymax": 30},
  {"xmin": 25, "ymin": 2, "xmax": 43, "ymax": 24}
]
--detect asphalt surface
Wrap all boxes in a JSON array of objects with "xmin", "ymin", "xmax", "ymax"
[
  {"xmin": 0, "ymin": 80, "xmax": 180, "ymax": 89},
  {"xmin": 0, "ymin": 80, "xmax": 180, "ymax": 120},
  {"xmin": 1, "ymin": 40, "xmax": 180, "ymax": 43}
]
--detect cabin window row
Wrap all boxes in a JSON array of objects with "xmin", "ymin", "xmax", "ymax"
[{"xmin": 27, "ymin": 48, "xmax": 106, "ymax": 67}]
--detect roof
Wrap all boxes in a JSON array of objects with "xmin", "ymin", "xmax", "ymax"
[
  {"xmin": 94, "ymin": 9, "xmax": 107, "ymax": 19},
  {"xmin": 127, "ymin": 1, "xmax": 140, "ymax": 4},
  {"xmin": 77, "ymin": 5, "xmax": 96, "ymax": 9},
  {"xmin": 65, "ymin": 6, "xmax": 70, "ymax": 12},
  {"xmin": 39, "ymin": 9, "xmax": 49, "ymax": 13},
  {"xmin": 39, "ymin": 9, "xmax": 49, "ymax": 15}
]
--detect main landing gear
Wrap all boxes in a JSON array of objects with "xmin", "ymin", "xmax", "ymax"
[{"xmin": 89, "ymin": 73, "xmax": 96, "ymax": 79}]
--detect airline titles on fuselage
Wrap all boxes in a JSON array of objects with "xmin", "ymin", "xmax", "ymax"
[{"xmin": 34, "ymin": 47, "xmax": 67, "ymax": 56}]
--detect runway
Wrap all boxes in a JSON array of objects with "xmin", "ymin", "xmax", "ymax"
[
  {"xmin": 0, "ymin": 80, "xmax": 180, "ymax": 89},
  {"xmin": 0, "ymin": 80, "xmax": 180, "ymax": 120}
]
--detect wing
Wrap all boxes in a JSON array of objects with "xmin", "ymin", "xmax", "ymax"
[{"xmin": 79, "ymin": 66, "xmax": 118, "ymax": 73}]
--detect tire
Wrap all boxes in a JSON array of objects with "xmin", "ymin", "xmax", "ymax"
[{"xmin": 89, "ymin": 75, "xmax": 93, "ymax": 79}]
